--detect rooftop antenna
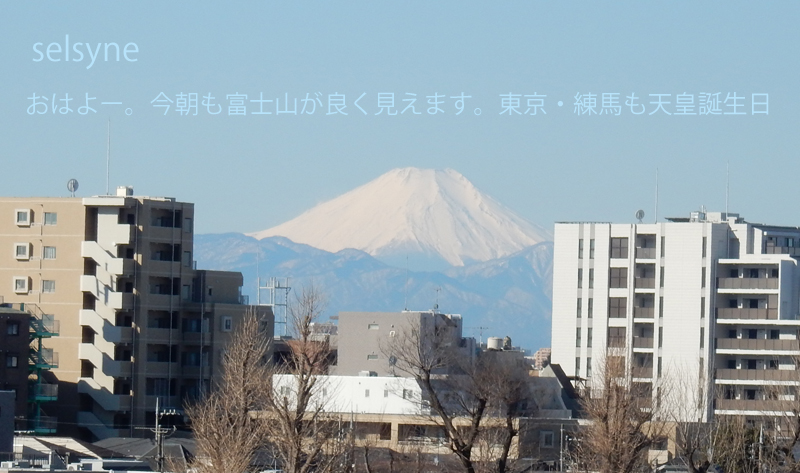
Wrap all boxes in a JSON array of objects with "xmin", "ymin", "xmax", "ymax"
[
  {"xmin": 725, "ymin": 161, "xmax": 730, "ymax": 217},
  {"xmin": 67, "ymin": 179, "xmax": 79, "ymax": 198},
  {"xmin": 106, "ymin": 119, "xmax": 111, "ymax": 195},
  {"xmin": 654, "ymin": 168, "xmax": 659, "ymax": 224},
  {"xmin": 433, "ymin": 286, "xmax": 441, "ymax": 312}
]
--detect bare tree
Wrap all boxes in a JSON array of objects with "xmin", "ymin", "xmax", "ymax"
[
  {"xmin": 570, "ymin": 356, "xmax": 670, "ymax": 473},
  {"xmin": 185, "ymin": 309, "xmax": 271, "ymax": 473}
]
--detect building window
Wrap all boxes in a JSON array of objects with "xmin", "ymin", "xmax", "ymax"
[
  {"xmin": 658, "ymin": 327, "xmax": 663, "ymax": 348},
  {"xmin": 610, "ymin": 237, "xmax": 629, "ymax": 259},
  {"xmin": 659, "ymin": 267, "xmax": 665, "ymax": 288},
  {"xmin": 609, "ymin": 267, "xmax": 627, "ymax": 288},
  {"xmin": 41, "ymin": 280, "xmax": 56, "ymax": 293},
  {"xmin": 540, "ymin": 430, "xmax": 555, "ymax": 448},
  {"xmin": 587, "ymin": 328, "xmax": 593, "ymax": 347},
  {"xmin": 589, "ymin": 239, "xmax": 595, "ymax": 259},
  {"xmin": 660, "ymin": 236, "xmax": 665, "ymax": 257},
  {"xmin": 368, "ymin": 323, "xmax": 379, "ymax": 330},
  {"xmin": 221, "ymin": 316, "xmax": 233, "ymax": 332},
  {"xmin": 365, "ymin": 389, "xmax": 370, "ymax": 398},
  {"xmin": 587, "ymin": 298, "xmax": 593, "ymax": 318},
  {"xmin": 608, "ymin": 297, "xmax": 627, "ymax": 318},
  {"xmin": 402, "ymin": 389, "xmax": 412, "ymax": 400},
  {"xmin": 367, "ymin": 354, "xmax": 378, "ymax": 360},
  {"xmin": 700, "ymin": 297, "xmax": 706, "ymax": 318},
  {"xmin": 657, "ymin": 357, "xmax": 662, "ymax": 377},
  {"xmin": 588, "ymin": 269, "xmax": 594, "ymax": 289},
  {"xmin": 183, "ymin": 251, "xmax": 192, "ymax": 267},
  {"xmin": 701, "ymin": 267, "xmax": 706, "ymax": 288},
  {"xmin": 608, "ymin": 327, "xmax": 626, "ymax": 347},
  {"xmin": 587, "ymin": 357, "xmax": 592, "ymax": 377},
  {"xmin": 702, "ymin": 237, "xmax": 707, "ymax": 257},
  {"xmin": 14, "ymin": 243, "xmax": 30, "ymax": 260},
  {"xmin": 184, "ymin": 218, "xmax": 193, "ymax": 233},
  {"xmin": 42, "ymin": 246, "xmax": 56, "ymax": 260},
  {"xmin": 700, "ymin": 327, "xmax": 705, "ymax": 348},
  {"xmin": 575, "ymin": 358, "xmax": 581, "ymax": 377},
  {"xmin": 576, "ymin": 328, "xmax": 581, "ymax": 347},
  {"xmin": 384, "ymin": 389, "xmax": 389, "ymax": 398},
  {"xmin": 578, "ymin": 239, "xmax": 584, "ymax": 259},
  {"xmin": 6, "ymin": 355, "xmax": 18, "ymax": 368},
  {"xmin": 576, "ymin": 298, "xmax": 582, "ymax": 318},
  {"xmin": 659, "ymin": 296, "xmax": 664, "ymax": 318},
  {"xmin": 13, "ymin": 277, "xmax": 28, "ymax": 294},
  {"xmin": 15, "ymin": 209, "xmax": 30, "ymax": 227},
  {"xmin": 44, "ymin": 212, "xmax": 57, "ymax": 225},
  {"xmin": 577, "ymin": 268, "xmax": 583, "ymax": 288},
  {"xmin": 7, "ymin": 321, "xmax": 19, "ymax": 336},
  {"xmin": 182, "ymin": 284, "xmax": 191, "ymax": 300}
]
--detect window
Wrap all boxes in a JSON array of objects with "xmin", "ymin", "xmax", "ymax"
[
  {"xmin": 402, "ymin": 389, "xmax": 412, "ymax": 400},
  {"xmin": 658, "ymin": 327, "xmax": 663, "ymax": 348},
  {"xmin": 587, "ymin": 298, "xmax": 593, "ymax": 318},
  {"xmin": 14, "ymin": 243, "xmax": 30, "ymax": 260},
  {"xmin": 747, "ymin": 359, "xmax": 757, "ymax": 370},
  {"xmin": 770, "ymin": 329, "xmax": 780, "ymax": 340},
  {"xmin": 659, "ymin": 267, "xmax": 665, "ymax": 287},
  {"xmin": 367, "ymin": 354, "xmax": 378, "ymax": 360},
  {"xmin": 727, "ymin": 359, "xmax": 736, "ymax": 369},
  {"xmin": 589, "ymin": 239, "xmax": 595, "ymax": 259},
  {"xmin": 6, "ymin": 355, "xmax": 18, "ymax": 368},
  {"xmin": 659, "ymin": 296, "xmax": 664, "ymax": 318},
  {"xmin": 368, "ymin": 323, "xmax": 379, "ymax": 330},
  {"xmin": 588, "ymin": 268, "xmax": 594, "ymax": 288},
  {"xmin": 575, "ymin": 357, "xmax": 581, "ymax": 376},
  {"xmin": 587, "ymin": 327, "xmax": 593, "ymax": 347},
  {"xmin": 701, "ymin": 267, "xmax": 706, "ymax": 288},
  {"xmin": 748, "ymin": 329, "xmax": 757, "ymax": 339},
  {"xmin": 702, "ymin": 237, "xmax": 707, "ymax": 257},
  {"xmin": 608, "ymin": 327, "xmax": 626, "ymax": 347},
  {"xmin": 221, "ymin": 316, "xmax": 233, "ymax": 332},
  {"xmin": 44, "ymin": 212, "xmax": 57, "ymax": 225},
  {"xmin": 182, "ymin": 284, "xmax": 191, "ymax": 300},
  {"xmin": 41, "ymin": 280, "xmax": 56, "ymax": 293},
  {"xmin": 42, "ymin": 246, "xmax": 56, "ymax": 260},
  {"xmin": 384, "ymin": 389, "xmax": 389, "ymax": 398},
  {"xmin": 576, "ymin": 298, "xmax": 582, "ymax": 318},
  {"xmin": 657, "ymin": 357, "xmax": 662, "ymax": 376},
  {"xmin": 15, "ymin": 209, "xmax": 30, "ymax": 226},
  {"xmin": 700, "ymin": 327, "xmax": 705, "ymax": 348},
  {"xmin": 184, "ymin": 217, "xmax": 193, "ymax": 233},
  {"xmin": 577, "ymin": 268, "xmax": 583, "ymax": 288},
  {"xmin": 576, "ymin": 328, "xmax": 581, "ymax": 347},
  {"xmin": 660, "ymin": 236, "xmax": 665, "ymax": 257},
  {"xmin": 540, "ymin": 430, "xmax": 555, "ymax": 448},
  {"xmin": 609, "ymin": 267, "xmax": 627, "ymax": 288},
  {"xmin": 183, "ymin": 251, "xmax": 192, "ymax": 267},
  {"xmin": 586, "ymin": 357, "xmax": 592, "ymax": 377},
  {"xmin": 7, "ymin": 321, "xmax": 19, "ymax": 336},
  {"xmin": 578, "ymin": 239, "xmax": 584, "ymax": 259},
  {"xmin": 365, "ymin": 389, "xmax": 370, "ymax": 398},
  {"xmin": 13, "ymin": 277, "xmax": 28, "ymax": 294},
  {"xmin": 608, "ymin": 297, "xmax": 627, "ymax": 318},
  {"xmin": 610, "ymin": 237, "xmax": 629, "ymax": 258},
  {"xmin": 280, "ymin": 386, "xmax": 291, "ymax": 396}
]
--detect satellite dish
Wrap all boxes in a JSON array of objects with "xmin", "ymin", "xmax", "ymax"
[
  {"xmin": 67, "ymin": 179, "xmax": 79, "ymax": 197},
  {"xmin": 635, "ymin": 209, "xmax": 645, "ymax": 223}
]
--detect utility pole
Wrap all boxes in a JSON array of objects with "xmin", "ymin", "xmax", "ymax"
[{"xmin": 137, "ymin": 398, "xmax": 176, "ymax": 473}]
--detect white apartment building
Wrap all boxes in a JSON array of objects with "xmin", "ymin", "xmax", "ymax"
[{"xmin": 552, "ymin": 211, "xmax": 800, "ymax": 422}]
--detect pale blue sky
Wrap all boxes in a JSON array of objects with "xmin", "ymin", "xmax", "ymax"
[{"xmin": 1, "ymin": 2, "xmax": 798, "ymax": 233}]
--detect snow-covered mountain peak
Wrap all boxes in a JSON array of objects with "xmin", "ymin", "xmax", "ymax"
[{"xmin": 248, "ymin": 167, "xmax": 551, "ymax": 267}]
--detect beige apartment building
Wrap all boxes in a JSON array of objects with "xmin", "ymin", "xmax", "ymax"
[{"xmin": 0, "ymin": 187, "xmax": 272, "ymax": 440}]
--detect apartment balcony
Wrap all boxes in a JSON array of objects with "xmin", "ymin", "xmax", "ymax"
[
  {"xmin": 145, "ymin": 361, "xmax": 181, "ymax": 377},
  {"xmin": 79, "ymin": 310, "xmax": 132, "ymax": 344},
  {"xmin": 716, "ymin": 308, "xmax": 778, "ymax": 320},
  {"xmin": 81, "ymin": 241, "xmax": 134, "ymax": 276},
  {"xmin": 77, "ymin": 378, "xmax": 132, "ymax": 412},
  {"xmin": 80, "ymin": 275, "xmax": 134, "ymax": 310},
  {"xmin": 715, "ymin": 368, "xmax": 799, "ymax": 382},
  {"xmin": 715, "ymin": 399, "xmax": 794, "ymax": 412},
  {"xmin": 634, "ymin": 278, "xmax": 656, "ymax": 289},
  {"xmin": 29, "ymin": 415, "xmax": 57, "ymax": 435},
  {"xmin": 182, "ymin": 331, "xmax": 212, "ymax": 344},
  {"xmin": 30, "ymin": 348, "xmax": 58, "ymax": 370},
  {"xmin": 632, "ymin": 366, "xmax": 653, "ymax": 378},
  {"xmin": 30, "ymin": 317, "xmax": 60, "ymax": 337},
  {"xmin": 633, "ymin": 337, "xmax": 654, "ymax": 349},
  {"xmin": 634, "ymin": 397, "xmax": 653, "ymax": 409},
  {"xmin": 717, "ymin": 277, "xmax": 779, "ymax": 291},
  {"xmin": 633, "ymin": 307, "xmax": 654, "ymax": 319},
  {"xmin": 765, "ymin": 246, "xmax": 800, "ymax": 256},
  {"xmin": 76, "ymin": 411, "xmax": 125, "ymax": 439},
  {"xmin": 716, "ymin": 338, "xmax": 800, "ymax": 351},
  {"xmin": 635, "ymin": 247, "xmax": 656, "ymax": 259},
  {"xmin": 29, "ymin": 383, "xmax": 58, "ymax": 402},
  {"xmin": 78, "ymin": 343, "xmax": 132, "ymax": 377}
]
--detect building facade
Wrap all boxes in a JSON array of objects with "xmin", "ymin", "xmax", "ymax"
[
  {"xmin": 552, "ymin": 211, "xmax": 800, "ymax": 422},
  {"xmin": 0, "ymin": 188, "xmax": 273, "ymax": 440}
]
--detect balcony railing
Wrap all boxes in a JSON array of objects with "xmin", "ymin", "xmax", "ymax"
[
  {"xmin": 765, "ymin": 246, "xmax": 800, "ymax": 256},
  {"xmin": 632, "ymin": 366, "xmax": 653, "ymax": 378},
  {"xmin": 30, "ymin": 415, "xmax": 57, "ymax": 434},
  {"xmin": 634, "ymin": 278, "xmax": 656, "ymax": 289},
  {"xmin": 633, "ymin": 337, "xmax": 654, "ymax": 348},
  {"xmin": 716, "ymin": 308, "xmax": 778, "ymax": 320},
  {"xmin": 30, "ymin": 318, "xmax": 60, "ymax": 337},
  {"xmin": 30, "ymin": 349, "xmax": 59, "ymax": 369},
  {"xmin": 635, "ymin": 247, "xmax": 656, "ymax": 259},
  {"xmin": 715, "ymin": 368, "xmax": 798, "ymax": 382},
  {"xmin": 716, "ymin": 338, "xmax": 800, "ymax": 351},
  {"xmin": 715, "ymin": 399, "xmax": 794, "ymax": 412},
  {"xmin": 717, "ymin": 277, "xmax": 779, "ymax": 290},
  {"xmin": 633, "ymin": 307, "xmax": 654, "ymax": 318},
  {"xmin": 30, "ymin": 383, "xmax": 58, "ymax": 401}
]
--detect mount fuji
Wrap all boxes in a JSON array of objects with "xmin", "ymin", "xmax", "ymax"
[
  {"xmin": 248, "ymin": 168, "xmax": 551, "ymax": 270},
  {"xmin": 197, "ymin": 168, "xmax": 555, "ymax": 351}
]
